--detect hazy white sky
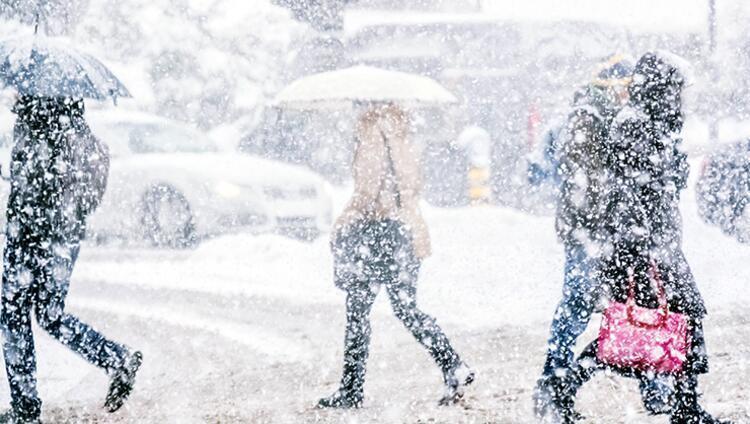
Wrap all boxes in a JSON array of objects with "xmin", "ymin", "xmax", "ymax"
[
  {"xmin": 350, "ymin": 1, "xmax": 748, "ymax": 34},
  {"xmin": 480, "ymin": 0, "xmax": 750, "ymax": 34},
  {"xmin": 480, "ymin": 0, "xmax": 734, "ymax": 31}
]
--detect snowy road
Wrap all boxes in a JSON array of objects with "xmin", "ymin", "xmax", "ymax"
[{"xmin": 0, "ymin": 187, "xmax": 749, "ymax": 423}]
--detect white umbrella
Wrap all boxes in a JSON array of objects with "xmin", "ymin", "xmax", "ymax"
[{"xmin": 274, "ymin": 65, "xmax": 458, "ymax": 109}]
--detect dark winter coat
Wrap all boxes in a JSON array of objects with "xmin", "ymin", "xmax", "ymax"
[
  {"xmin": 5, "ymin": 96, "xmax": 109, "ymax": 247},
  {"xmin": 598, "ymin": 53, "xmax": 706, "ymax": 320},
  {"xmin": 555, "ymin": 84, "xmax": 621, "ymax": 247}
]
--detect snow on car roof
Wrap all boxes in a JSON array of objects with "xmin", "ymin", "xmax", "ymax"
[
  {"xmin": 85, "ymin": 108, "xmax": 326, "ymax": 183},
  {"xmin": 86, "ymin": 109, "xmax": 196, "ymax": 128},
  {"xmin": 236, "ymin": 154, "xmax": 328, "ymax": 185}
]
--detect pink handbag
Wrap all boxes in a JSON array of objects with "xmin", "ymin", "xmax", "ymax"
[{"xmin": 597, "ymin": 261, "xmax": 691, "ymax": 373}]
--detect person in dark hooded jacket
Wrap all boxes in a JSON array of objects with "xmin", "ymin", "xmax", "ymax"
[
  {"xmin": 0, "ymin": 96, "xmax": 142, "ymax": 423},
  {"xmin": 534, "ymin": 55, "xmax": 651, "ymax": 419},
  {"xmin": 553, "ymin": 52, "xmax": 730, "ymax": 424}
]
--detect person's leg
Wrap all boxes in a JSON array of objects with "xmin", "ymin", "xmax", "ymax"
[
  {"xmin": 670, "ymin": 321, "xmax": 728, "ymax": 424},
  {"xmin": 1, "ymin": 252, "xmax": 42, "ymax": 421},
  {"xmin": 385, "ymin": 255, "xmax": 461, "ymax": 376},
  {"xmin": 671, "ymin": 374, "xmax": 707, "ymax": 424},
  {"xmin": 34, "ymin": 242, "xmax": 143, "ymax": 413},
  {"xmin": 319, "ymin": 284, "xmax": 378, "ymax": 408},
  {"xmin": 567, "ymin": 341, "xmax": 604, "ymax": 391},
  {"xmin": 383, "ymin": 248, "xmax": 472, "ymax": 405},
  {"xmin": 545, "ymin": 340, "xmax": 604, "ymax": 423},
  {"xmin": 672, "ymin": 374, "xmax": 732, "ymax": 424},
  {"xmin": 535, "ymin": 245, "xmax": 597, "ymax": 418},
  {"xmin": 638, "ymin": 373, "xmax": 675, "ymax": 415},
  {"xmin": 542, "ymin": 245, "xmax": 597, "ymax": 377},
  {"xmin": 340, "ymin": 285, "xmax": 377, "ymax": 399},
  {"xmin": 34, "ymin": 244, "xmax": 129, "ymax": 372}
]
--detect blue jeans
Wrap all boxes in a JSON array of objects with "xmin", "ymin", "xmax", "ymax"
[
  {"xmin": 541, "ymin": 245, "xmax": 674, "ymax": 414},
  {"xmin": 542, "ymin": 245, "xmax": 597, "ymax": 377},
  {"xmin": 1, "ymin": 238, "xmax": 128, "ymax": 420}
]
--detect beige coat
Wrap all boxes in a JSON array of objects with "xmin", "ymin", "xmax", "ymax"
[{"xmin": 334, "ymin": 107, "xmax": 432, "ymax": 259}]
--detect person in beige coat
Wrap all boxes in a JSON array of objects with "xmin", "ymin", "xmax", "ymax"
[{"xmin": 318, "ymin": 104, "xmax": 474, "ymax": 409}]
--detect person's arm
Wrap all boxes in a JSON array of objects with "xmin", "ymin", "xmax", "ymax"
[
  {"xmin": 555, "ymin": 109, "xmax": 600, "ymax": 240},
  {"xmin": 671, "ymin": 143, "xmax": 689, "ymax": 192}
]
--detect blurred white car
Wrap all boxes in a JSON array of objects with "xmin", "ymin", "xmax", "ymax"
[
  {"xmin": 0, "ymin": 110, "xmax": 333, "ymax": 247},
  {"xmin": 0, "ymin": 107, "xmax": 13, "ymax": 213}
]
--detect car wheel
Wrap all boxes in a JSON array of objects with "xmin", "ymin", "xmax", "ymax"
[
  {"xmin": 734, "ymin": 200, "xmax": 750, "ymax": 244},
  {"xmin": 141, "ymin": 185, "xmax": 197, "ymax": 248}
]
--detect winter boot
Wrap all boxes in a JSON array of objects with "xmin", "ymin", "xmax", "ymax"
[
  {"xmin": 319, "ymin": 334, "xmax": 368, "ymax": 409},
  {"xmin": 532, "ymin": 376, "xmax": 555, "ymax": 419},
  {"xmin": 639, "ymin": 374, "xmax": 674, "ymax": 415},
  {"xmin": 696, "ymin": 406, "xmax": 734, "ymax": 424},
  {"xmin": 317, "ymin": 389, "xmax": 364, "ymax": 409},
  {"xmin": 104, "ymin": 350, "xmax": 143, "ymax": 413},
  {"xmin": 670, "ymin": 375, "xmax": 732, "ymax": 424},
  {"xmin": 0, "ymin": 409, "xmax": 41, "ymax": 424},
  {"xmin": 439, "ymin": 362, "xmax": 475, "ymax": 406},
  {"xmin": 532, "ymin": 376, "xmax": 580, "ymax": 424},
  {"xmin": 670, "ymin": 406, "xmax": 733, "ymax": 424}
]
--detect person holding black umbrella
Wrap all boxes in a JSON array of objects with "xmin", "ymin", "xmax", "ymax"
[
  {"xmin": 0, "ymin": 37, "xmax": 141, "ymax": 422},
  {"xmin": 0, "ymin": 95, "xmax": 143, "ymax": 423}
]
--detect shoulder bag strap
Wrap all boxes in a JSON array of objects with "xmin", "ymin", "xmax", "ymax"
[{"xmin": 379, "ymin": 129, "xmax": 402, "ymax": 209}]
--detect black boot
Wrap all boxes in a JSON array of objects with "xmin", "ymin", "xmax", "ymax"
[
  {"xmin": 317, "ymin": 390, "xmax": 364, "ymax": 409},
  {"xmin": 670, "ymin": 375, "xmax": 732, "ymax": 424},
  {"xmin": 639, "ymin": 374, "xmax": 674, "ymax": 415},
  {"xmin": 532, "ymin": 376, "xmax": 555, "ymax": 419},
  {"xmin": 0, "ymin": 409, "xmax": 42, "ymax": 424},
  {"xmin": 697, "ymin": 406, "xmax": 733, "ymax": 424},
  {"xmin": 318, "ymin": 352, "xmax": 366, "ymax": 409},
  {"xmin": 319, "ymin": 309, "xmax": 370, "ymax": 409},
  {"xmin": 532, "ymin": 375, "xmax": 581, "ymax": 423},
  {"xmin": 104, "ymin": 350, "xmax": 143, "ymax": 413},
  {"xmin": 439, "ymin": 362, "xmax": 475, "ymax": 406},
  {"xmin": 671, "ymin": 406, "xmax": 732, "ymax": 424}
]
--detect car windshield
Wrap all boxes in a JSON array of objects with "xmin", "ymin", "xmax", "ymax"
[{"xmin": 92, "ymin": 121, "xmax": 218, "ymax": 157}]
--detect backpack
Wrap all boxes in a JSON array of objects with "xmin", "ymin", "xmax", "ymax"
[{"xmin": 68, "ymin": 124, "xmax": 110, "ymax": 217}]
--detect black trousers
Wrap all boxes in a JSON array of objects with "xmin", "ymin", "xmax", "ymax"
[
  {"xmin": 1, "ymin": 236, "xmax": 128, "ymax": 420},
  {"xmin": 333, "ymin": 219, "xmax": 461, "ymax": 395}
]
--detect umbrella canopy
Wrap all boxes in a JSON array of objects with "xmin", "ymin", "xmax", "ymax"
[
  {"xmin": 0, "ymin": 36, "xmax": 131, "ymax": 101},
  {"xmin": 274, "ymin": 65, "xmax": 457, "ymax": 109}
]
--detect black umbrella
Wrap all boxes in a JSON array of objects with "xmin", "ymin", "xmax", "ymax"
[{"xmin": 0, "ymin": 35, "xmax": 131, "ymax": 101}]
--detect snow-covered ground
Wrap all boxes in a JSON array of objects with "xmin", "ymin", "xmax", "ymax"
[{"xmin": 0, "ymin": 167, "xmax": 748, "ymax": 423}]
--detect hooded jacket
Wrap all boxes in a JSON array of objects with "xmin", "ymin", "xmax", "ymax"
[
  {"xmin": 6, "ymin": 96, "xmax": 109, "ymax": 246},
  {"xmin": 599, "ymin": 52, "xmax": 705, "ymax": 319},
  {"xmin": 555, "ymin": 84, "xmax": 622, "ymax": 248}
]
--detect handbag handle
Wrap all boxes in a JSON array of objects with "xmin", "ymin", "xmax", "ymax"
[{"xmin": 625, "ymin": 259, "xmax": 669, "ymax": 328}]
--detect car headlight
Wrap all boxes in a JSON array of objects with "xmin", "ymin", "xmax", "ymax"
[
  {"xmin": 215, "ymin": 181, "xmax": 242, "ymax": 199},
  {"xmin": 263, "ymin": 185, "xmax": 317, "ymax": 200}
]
